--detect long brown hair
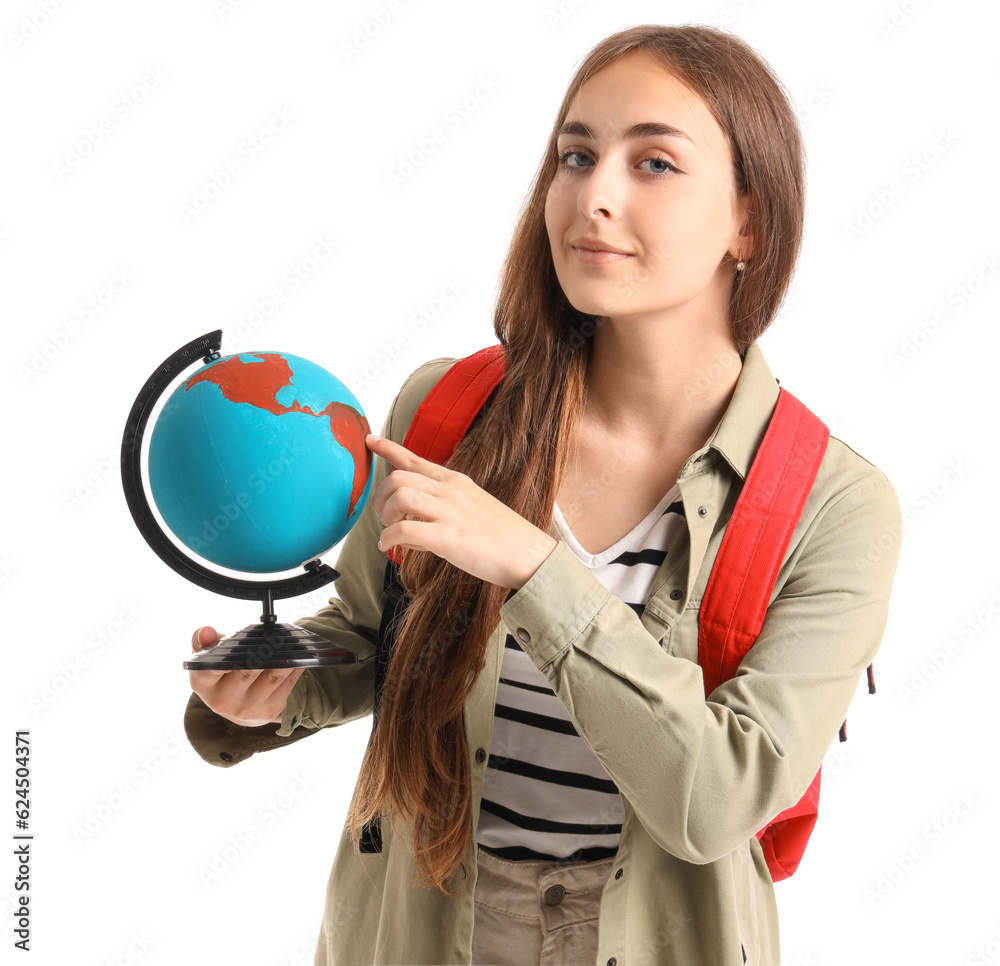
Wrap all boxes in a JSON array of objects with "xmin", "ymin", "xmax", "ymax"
[{"xmin": 345, "ymin": 23, "xmax": 806, "ymax": 895}]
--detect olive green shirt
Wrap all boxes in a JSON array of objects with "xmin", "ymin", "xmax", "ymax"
[{"xmin": 184, "ymin": 342, "xmax": 903, "ymax": 965}]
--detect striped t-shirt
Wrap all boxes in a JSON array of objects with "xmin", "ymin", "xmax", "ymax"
[{"xmin": 476, "ymin": 483, "xmax": 685, "ymax": 862}]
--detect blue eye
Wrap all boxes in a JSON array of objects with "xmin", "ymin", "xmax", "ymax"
[{"xmin": 556, "ymin": 149, "xmax": 679, "ymax": 178}]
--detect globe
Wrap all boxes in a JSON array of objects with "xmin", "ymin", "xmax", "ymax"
[{"xmin": 147, "ymin": 349, "xmax": 373, "ymax": 574}]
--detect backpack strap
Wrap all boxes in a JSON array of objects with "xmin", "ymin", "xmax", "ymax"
[
  {"xmin": 698, "ymin": 387, "xmax": 829, "ymax": 688},
  {"xmin": 698, "ymin": 386, "xmax": 831, "ymax": 881},
  {"xmin": 388, "ymin": 345, "xmax": 505, "ymax": 565},
  {"xmin": 359, "ymin": 345, "xmax": 506, "ymax": 853}
]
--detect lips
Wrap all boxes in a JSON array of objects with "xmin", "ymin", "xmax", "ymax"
[{"xmin": 570, "ymin": 237, "xmax": 633, "ymax": 255}]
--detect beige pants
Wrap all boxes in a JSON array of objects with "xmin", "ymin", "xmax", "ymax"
[{"xmin": 471, "ymin": 845, "xmax": 616, "ymax": 966}]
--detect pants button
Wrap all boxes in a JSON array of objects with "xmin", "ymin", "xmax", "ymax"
[{"xmin": 544, "ymin": 883, "xmax": 565, "ymax": 905}]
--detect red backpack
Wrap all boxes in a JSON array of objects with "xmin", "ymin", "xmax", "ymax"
[{"xmin": 361, "ymin": 344, "xmax": 874, "ymax": 882}]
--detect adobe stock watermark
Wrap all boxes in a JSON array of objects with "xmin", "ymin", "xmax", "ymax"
[
  {"xmin": 886, "ymin": 254, "xmax": 999, "ymax": 371},
  {"xmin": 61, "ymin": 448, "xmax": 119, "ymax": 513},
  {"xmin": 966, "ymin": 919, "xmax": 1000, "ymax": 966},
  {"xmin": 71, "ymin": 728, "xmax": 186, "ymax": 845},
  {"xmin": 283, "ymin": 584, "xmax": 341, "ymax": 624},
  {"xmin": 98, "ymin": 932, "xmax": 155, "ymax": 966},
  {"xmin": 17, "ymin": 268, "xmax": 135, "ymax": 384},
  {"xmin": 51, "ymin": 65, "xmax": 168, "ymax": 182},
  {"xmin": 681, "ymin": 345, "xmax": 744, "ymax": 405},
  {"xmin": 553, "ymin": 442, "xmax": 641, "ymax": 527},
  {"xmin": 862, "ymin": 456, "xmax": 970, "ymax": 569},
  {"xmin": 340, "ymin": 0, "xmax": 406, "ymax": 62},
  {"xmin": 178, "ymin": 106, "xmax": 296, "ymax": 222},
  {"xmin": 820, "ymin": 742, "xmax": 855, "ymax": 788},
  {"xmin": 905, "ymin": 456, "xmax": 970, "ymax": 516},
  {"xmin": 214, "ymin": 0, "xmax": 250, "ymax": 20},
  {"xmin": 896, "ymin": 587, "xmax": 1000, "ymax": 706},
  {"xmin": 843, "ymin": 126, "xmax": 960, "ymax": 243},
  {"xmin": 27, "ymin": 600, "xmax": 143, "ymax": 715},
  {"xmin": 7, "ymin": 0, "xmax": 73, "ymax": 54},
  {"xmin": 0, "ymin": 555, "xmax": 18, "ymax": 588},
  {"xmin": 701, "ymin": 0, "xmax": 754, "ymax": 32},
  {"xmin": 793, "ymin": 83, "xmax": 833, "ymax": 125},
  {"xmin": 562, "ymin": 310, "xmax": 606, "ymax": 354},
  {"xmin": 383, "ymin": 74, "xmax": 501, "ymax": 191},
  {"xmin": 0, "ymin": 884, "xmax": 28, "ymax": 928},
  {"xmin": 181, "ymin": 436, "xmax": 312, "ymax": 563},
  {"xmin": 197, "ymin": 771, "xmax": 317, "ymax": 886},
  {"xmin": 548, "ymin": 232, "xmax": 676, "ymax": 318},
  {"xmin": 545, "ymin": 0, "xmax": 591, "ymax": 28},
  {"xmin": 630, "ymin": 909, "xmax": 695, "ymax": 965},
  {"xmin": 223, "ymin": 234, "xmax": 339, "ymax": 351},
  {"xmin": 388, "ymin": 593, "xmax": 477, "ymax": 693},
  {"xmin": 272, "ymin": 926, "xmax": 323, "ymax": 966},
  {"xmin": 862, "ymin": 789, "xmax": 979, "ymax": 907},
  {"xmin": 877, "ymin": 0, "xmax": 934, "ymax": 39},
  {"xmin": 347, "ymin": 278, "xmax": 465, "ymax": 393}
]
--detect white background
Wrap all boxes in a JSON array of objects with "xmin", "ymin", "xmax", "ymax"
[{"xmin": 2, "ymin": 1, "xmax": 998, "ymax": 964}]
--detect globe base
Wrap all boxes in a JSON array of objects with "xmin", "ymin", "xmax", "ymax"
[{"xmin": 183, "ymin": 622, "xmax": 357, "ymax": 670}]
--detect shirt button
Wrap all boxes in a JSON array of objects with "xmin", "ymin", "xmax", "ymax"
[
  {"xmin": 697, "ymin": 505, "xmax": 708, "ymax": 517},
  {"xmin": 544, "ymin": 884, "xmax": 565, "ymax": 905},
  {"xmin": 615, "ymin": 867, "xmax": 623, "ymax": 879},
  {"xmin": 475, "ymin": 747, "xmax": 487, "ymax": 763},
  {"xmin": 669, "ymin": 589, "xmax": 682, "ymax": 600},
  {"xmin": 517, "ymin": 627, "xmax": 531, "ymax": 644},
  {"xmin": 219, "ymin": 751, "xmax": 233, "ymax": 762},
  {"xmin": 607, "ymin": 959, "xmax": 618, "ymax": 966}
]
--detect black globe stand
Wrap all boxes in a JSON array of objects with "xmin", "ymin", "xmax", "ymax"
[{"xmin": 120, "ymin": 329, "xmax": 357, "ymax": 671}]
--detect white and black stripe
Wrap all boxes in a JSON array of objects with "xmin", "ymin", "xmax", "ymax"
[{"xmin": 477, "ymin": 483, "xmax": 685, "ymax": 862}]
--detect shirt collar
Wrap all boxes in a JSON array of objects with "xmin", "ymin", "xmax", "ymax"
[{"xmin": 693, "ymin": 342, "xmax": 780, "ymax": 482}]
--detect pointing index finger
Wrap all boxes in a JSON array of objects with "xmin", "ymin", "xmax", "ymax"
[
  {"xmin": 366, "ymin": 434, "xmax": 449, "ymax": 484},
  {"xmin": 366, "ymin": 433, "xmax": 419, "ymax": 471}
]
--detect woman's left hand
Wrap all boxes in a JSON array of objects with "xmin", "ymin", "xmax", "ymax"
[{"xmin": 365, "ymin": 433, "xmax": 558, "ymax": 592}]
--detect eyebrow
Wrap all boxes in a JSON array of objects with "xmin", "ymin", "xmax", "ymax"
[{"xmin": 556, "ymin": 120, "xmax": 695, "ymax": 147}]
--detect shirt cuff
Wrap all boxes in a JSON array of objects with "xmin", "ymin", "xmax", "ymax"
[
  {"xmin": 183, "ymin": 673, "xmax": 317, "ymax": 768},
  {"xmin": 183, "ymin": 691, "xmax": 272, "ymax": 767},
  {"xmin": 275, "ymin": 671, "xmax": 311, "ymax": 736},
  {"xmin": 498, "ymin": 540, "xmax": 610, "ymax": 669}
]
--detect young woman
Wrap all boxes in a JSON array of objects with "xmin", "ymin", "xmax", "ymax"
[{"xmin": 186, "ymin": 23, "xmax": 903, "ymax": 966}]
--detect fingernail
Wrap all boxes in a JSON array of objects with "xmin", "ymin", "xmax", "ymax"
[{"xmin": 367, "ymin": 433, "xmax": 381, "ymax": 441}]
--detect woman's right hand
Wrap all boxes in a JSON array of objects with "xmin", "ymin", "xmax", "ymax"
[{"xmin": 188, "ymin": 626, "xmax": 306, "ymax": 728}]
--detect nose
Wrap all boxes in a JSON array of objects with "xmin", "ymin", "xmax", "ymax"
[{"xmin": 574, "ymin": 154, "xmax": 623, "ymax": 221}]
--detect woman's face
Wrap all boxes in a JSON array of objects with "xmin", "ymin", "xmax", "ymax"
[{"xmin": 544, "ymin": 50, "xmax": 751, "ymax": 327}]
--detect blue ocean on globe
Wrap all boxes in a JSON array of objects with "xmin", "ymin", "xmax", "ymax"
[{"xmin": 147, "ymin": 350, "xmax": 373, "ymax": 573}]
